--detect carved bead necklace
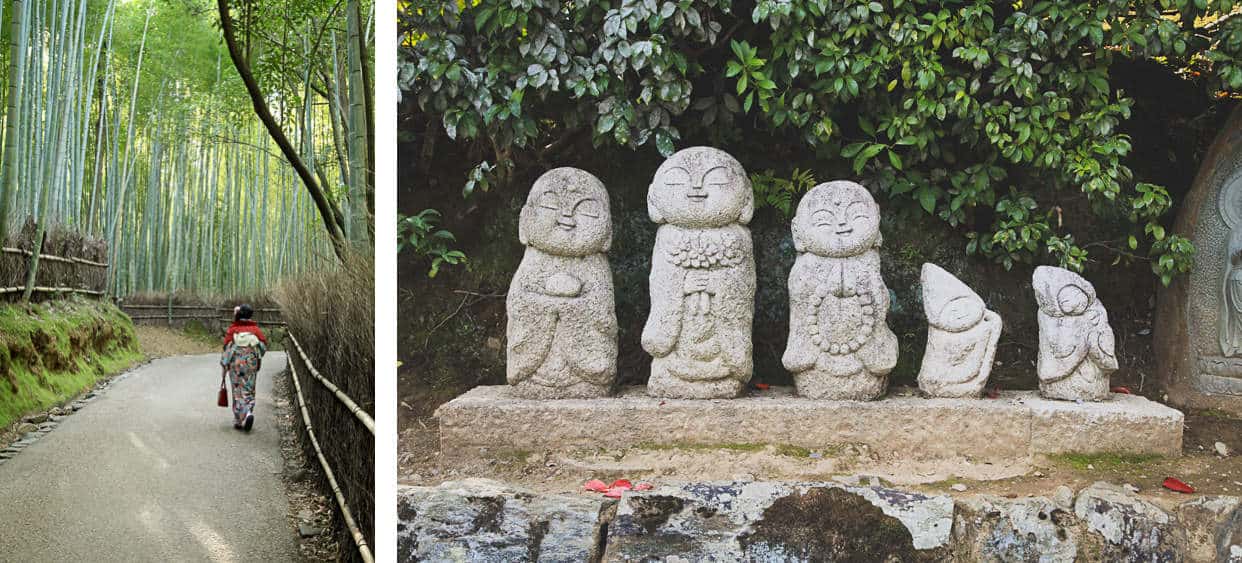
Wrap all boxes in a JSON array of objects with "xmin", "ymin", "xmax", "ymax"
[{"xmin": 808, "ymin": 284, "xmax": 877, "ymax": 355}]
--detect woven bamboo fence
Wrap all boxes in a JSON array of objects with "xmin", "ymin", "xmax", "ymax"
[
  {"xmin": 0, "ymin": 246, "xmax": 108, "ymax": 298},
  {"xmin": 286, "ymin": 331, "xmax": 374, "ymax": 563},
  {"xmin": 119, "ymin": 302, "xmax": 284, "ymax": 332}
]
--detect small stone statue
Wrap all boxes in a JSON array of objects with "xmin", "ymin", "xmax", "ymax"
[
  {"xmin": 917, "ymin": 263, "xmax": 1002, "ymax": 398},
  {"xmin": 643, "ymin": 147, "xmax": 756, "ymax": 399},
  {"xmin": 783, "ymin": 181, "xmax": 897, "ymax": 400},
  {"xmin": 1033, "ymin": 265, "xmax": 1118, "ymax": 401},
  {"xmin": 506, "ymin": 168, "xmax": 618, "ymax": 398}
]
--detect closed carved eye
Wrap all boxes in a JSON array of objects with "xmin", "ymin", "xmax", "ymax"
[
  {"xmin": 846, "ymin": 201, "xmax": 870, "ymax": 221},
  {"xmin": 574, "ymin": 198, "xmax": 602, "ymax": 218},
  {"xmin": 702, "ymin": 166, "xmax": 730, "ymax": 187},
  {"xmin": 537, "ymin": 191, "xmax": 559, "ymax": 210},
  {"xmin": 663, "ymin": 167, "xmax": 691, "ymax": 186},
  {"xmin": 812, "ymin": 209, "xmax": 836, "ymax": 226}
]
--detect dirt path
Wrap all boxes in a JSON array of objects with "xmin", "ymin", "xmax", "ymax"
[{"xmin": 0, "ymin": 353, "xmax": 301, "ymax": 561}]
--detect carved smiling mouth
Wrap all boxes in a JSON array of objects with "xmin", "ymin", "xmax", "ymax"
[
  {"xmin": 556, "ymin": 219, "xmax": 576, "ymax": 230},
  {"xmin": 835, "ymin": 227, "xmax": 854, "ymax": 235},
  {"xmin": 686, "ymin": 193, "xmax": 708, "ymax": 202}
]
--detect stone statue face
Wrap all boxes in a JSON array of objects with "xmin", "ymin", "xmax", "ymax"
[
  {"xmin": 934, "ymin": 295, "xmax": 985, "ymax": 332},
  {"xmin": 519, "ymin": 167, "xmax": 611, "ymax": 256},
  {"xmin": 1033, "ymin": 265, "xmax": 1096, "ymax": 318},
  {"xmin": 793, "ymin": 181, "xmax": 881, "ymax": 257},
  {"xmin": 648, "ymin": 147, "xmax": 753, "ymax": 228},
  {"xmin": 1056, "ymin": 285, "xmax": 1091, "ymax": 316}
]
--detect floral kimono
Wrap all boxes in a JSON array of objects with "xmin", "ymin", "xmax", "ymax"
[{"xmin": 221, "ymin": 321, "xmax": 267, "ymax": 428}]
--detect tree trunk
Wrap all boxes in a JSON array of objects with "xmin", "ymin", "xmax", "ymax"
[{"xmin": 217, "ymin": 0, "xmax": 349, "ymax": 262}]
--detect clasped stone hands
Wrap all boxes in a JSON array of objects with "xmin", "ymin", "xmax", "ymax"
[{"xmin": 683, "ymin": 270, "xmax": 714, "ymax": 315}]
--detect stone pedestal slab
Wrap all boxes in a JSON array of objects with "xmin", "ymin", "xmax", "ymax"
[{"xmin": 435, "ymin": 386, "xmax": 1183, "ymax": 460}]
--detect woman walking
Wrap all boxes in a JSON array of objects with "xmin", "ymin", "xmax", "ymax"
[{"xmin": 222, "ymin": 304, "xmax": 267, "ymax": 431}]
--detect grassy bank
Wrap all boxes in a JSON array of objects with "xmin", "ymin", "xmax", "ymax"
[{"xmin": 0, "ymin": 297, "xmax": 141, "ymax": 428}]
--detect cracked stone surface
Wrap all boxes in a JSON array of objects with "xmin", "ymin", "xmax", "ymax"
[{"xmin": 398, "ymin": 479, "xmax": 612, "ymax": 562}]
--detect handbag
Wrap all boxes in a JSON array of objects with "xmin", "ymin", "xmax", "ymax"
[{"xmin": 217, "ymin": 372, "xmax": 229, "ymax": 407}]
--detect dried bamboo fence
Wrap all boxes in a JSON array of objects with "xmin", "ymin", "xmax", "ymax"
[
  {"xmin": 286, "ymin": 331, "xmax": 374, "ymax": 563},
  {"xmin": 119, "ymin": 303, "xmax": 284, "ymax": 332},
  {"xmin": 0, "ymin": 247, "xmax": 109, "ymax": 298}
]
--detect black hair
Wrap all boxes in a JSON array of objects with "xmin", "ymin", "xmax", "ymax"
[{"xmin": 235, "ymin": 304, "xmax": 254, "ymax": 321}]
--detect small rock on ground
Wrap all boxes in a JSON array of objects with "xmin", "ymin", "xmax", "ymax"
[{"xmin": 298, "ymin": 523, "xmax": 322, "ymax": 538}]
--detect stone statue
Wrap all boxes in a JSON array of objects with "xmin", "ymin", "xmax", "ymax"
[
  {"xmin": 782, "ymin": 181, "xmax": 897, "ymax": 400},
  {"xmin": 1219, "ymin": 179, "xmax": 1242, "ymax": 357},
  {"xmin": 642, "ymin": 147, "xmax": 755, "ymax": 399},
  {"xmin": 506, "ymin": 167, "xmax": 618, "ymax": 398},
  {"xmin": 1033, "ymin": 266, "xmax": 1118, "ymax": 401},
  {"xmin": 917, "ymin": 263, "xmax": 1002, "ymax": 398}
]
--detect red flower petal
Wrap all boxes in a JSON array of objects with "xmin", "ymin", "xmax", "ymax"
[
  {"xmin": 1162, "ymin": 477, "xmax": 1195, "ymax": 494},
  {"xmin": 583, "ymin": 479, "xmax": 608, "ymax": 492},
  {"xmin": 634, "ymin": 482, "xmax": 654, "ymax": 491},
  {"xmin": 610, "ymin": 479, "xmax": 633, "ymax": 491},
  {"xmin": 755, "ymin": 383, "xmax": 770, "ymax": 390},
  {"xmin": 603, "ymin": 488, "xmax": 623, "ymax": 498},
  {"xmin": 1111, "ymin": 386, "xmax": 1132, "ymax": 394}
]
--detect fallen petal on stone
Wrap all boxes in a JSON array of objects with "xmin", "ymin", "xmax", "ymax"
[
  {"xmin": 603, "ymin": 488, "xmax": 624, "ymax": 498},
  {"xmin": 634, "ymin": 482, "xmax": 654, "ymax": 491},
  {"xmin": 1162, "ymin": 477, "xmax": 1195, "ymax": 494},
  {"xmin": 584, "ymin": 479, "xmax": 609, "ymax": 492},
  {"xmin": 610, "ymin": 479, "xmax": 633, "ymax": 491},
  {"xmin": 1111, "ymin": 386, "xmax": 1132, "ymax": 394}
]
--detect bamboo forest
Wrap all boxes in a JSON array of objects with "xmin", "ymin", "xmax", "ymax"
[{"xmin": 0, "ymin": 0, "xmax": 374, "ymax": 298}]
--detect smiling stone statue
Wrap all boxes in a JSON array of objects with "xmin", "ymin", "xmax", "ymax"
[
  {"xmin": 506, "ymin": 167, "xmax": 618, "ymax": 398},
  {"xmin": 917, "ymin": 263, "xmax": 1002, "ymax": 398},
  {"xmin": 783, "ymin": 181, "xmax": 897, "ymax": 400},
  {"xmin": 643, "ymin": 147, "xmax": 756, "ymax": 399}
]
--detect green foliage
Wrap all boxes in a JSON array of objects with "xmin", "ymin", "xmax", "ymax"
[
  {"xmin": 399, "ymin": 209, "xmax": 466, "ymax": 277},
  {"xmin": 401, "ymin": 0, "xmax": 1241, "ymax": 281},
  {"xmin": 751, "ymin": 167, "xmax": 817, "ymax": 217}
]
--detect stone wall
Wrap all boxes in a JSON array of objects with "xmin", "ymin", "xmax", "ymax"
[{"xmin": 399, "ymin": 479, "xmax": 1242, "ymax": 562}]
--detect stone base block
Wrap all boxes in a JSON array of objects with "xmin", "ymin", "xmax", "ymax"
[{"xmin": 436, "ymin": 386, "xmax": 1184, "ymax": 460}]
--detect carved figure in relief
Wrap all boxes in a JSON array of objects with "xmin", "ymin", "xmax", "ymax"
[
  {"xmin": 642, "ymin": 147, "xmax": 756, "ymax": 399},
  {"xmin": 916, "ymin": 263, "xmax": 1002, "ymax": 398},
  {"xmin": 1222, "ymin": 248, "xmax": 1242, "ymax": 357},
  {"xmin": 506, "ymin": 168, "xmax": 618, "ymax": 398},
  {"xmin": 1219, "ymin": 177, "xmax": 1242, "ymax": 357},
  {"xmin": 1033, "ymin": 266, "xmax": 1118, "ymax": 401},
  {"xmin": 782, "ymin": 181, "xmax": 897, "ymax": 400}
]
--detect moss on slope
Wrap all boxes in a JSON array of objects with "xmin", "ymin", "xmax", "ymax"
[{"xmin": 0, "ymin": 297, "xmax": 141, "ymax": 428}]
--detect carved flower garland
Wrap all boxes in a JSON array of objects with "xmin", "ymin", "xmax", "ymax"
[
  {"xmin": 668, "ymin": 232, "xmax": 745, "ymax": 269},
  {"xmin": 808, "ymin": 284, "xmax": 877, "ymax": 355}
]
